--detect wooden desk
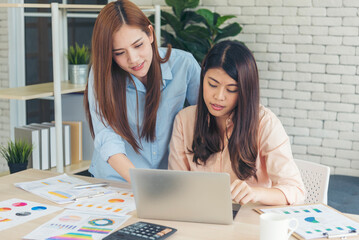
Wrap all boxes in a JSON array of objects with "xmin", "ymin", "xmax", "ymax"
[{"xmin": 0, "ymin": 169, "xmax": 358, "ymax": 240}]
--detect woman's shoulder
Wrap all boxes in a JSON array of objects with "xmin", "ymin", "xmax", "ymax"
[
  {"xmin": 160, "ymin": 47, "xmax": 197, "ymax": 64},
  {"xmin": 258, "ymin": 105, "xmax": 283, "ymax": 129},
  {"xmin": 177, "ymin": 105, "xmax": 197, "ymax": 117},
  {"xmin": 175, "ymin": 105, "xmax": 197, "ymax": 124}
]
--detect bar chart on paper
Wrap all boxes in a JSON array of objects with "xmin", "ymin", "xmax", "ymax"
[
  {"xmin": 65, "ymin": 188, "xmax": 136, "ymax": 216},
  {"xmin": 261, "ymin": 204, "xmax": 359, "ymax": 240}
]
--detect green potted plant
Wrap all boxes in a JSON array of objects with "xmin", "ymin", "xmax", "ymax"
[
  {"xmin": 67, "ymin": 43, "xmax": 90, "ymax": 85},
  {"xmin": 0, "ymin": 140, "xmax": 33, "ymax": 174},
  {"xmin": 149, "ymin": 0, "xmax": 242, "ymax": 63}
]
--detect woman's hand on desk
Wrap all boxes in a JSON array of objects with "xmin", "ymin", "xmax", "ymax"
[
  {"xmin": 230, "ymin": 179, "xmax": 288, "ymax": 205},
  {"xmin": 230, "ymin": 179, "xmax": 259, "ymax": 205}
]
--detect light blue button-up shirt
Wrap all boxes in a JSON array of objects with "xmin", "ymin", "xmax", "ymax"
[{"xmin": 88, "ymin": 48, "xmax": 201, "ymax": 181}]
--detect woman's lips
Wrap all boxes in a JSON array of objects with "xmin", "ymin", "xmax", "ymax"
[
  {"xmin": 132, "ymin": 62, "xmax": 144, "ymax": 71},
  {"xmin": 211, "ymin": 103, "xmax": 224, "ymax": 111}
]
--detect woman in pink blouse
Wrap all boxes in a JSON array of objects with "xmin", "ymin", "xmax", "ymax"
[{"xmin": 169, "ymin": 41, "xmax": 305, "ymax": 205}]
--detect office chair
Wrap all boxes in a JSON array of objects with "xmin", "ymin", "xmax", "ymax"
[{"xmin": 294, "ymin": 159, "xmax": 330, "ymax": 204}]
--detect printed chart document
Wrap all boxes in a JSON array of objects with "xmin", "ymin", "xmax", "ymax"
[
  {"xmin": 66, "ymin": 187, "xmax": 136, "ymax": 216},
  {"xmin": 257, "ymin": 204, "xmax": 359, "ymax": 240},
  {"xmin": 15, "ymin": 174, "xmax": 114, "ymax": 204},
  {"xmin": 23, "ymin": 209, "xmax": 130, "ymax": 240},
  {"xmin": 0, "ymin": 198, "xmax": 61, "ymax": 231}
]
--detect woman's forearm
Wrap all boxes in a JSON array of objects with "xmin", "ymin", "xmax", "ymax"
[{"xmin": 107, "ymin": 153, "xmax": 135, "ymax": 183}]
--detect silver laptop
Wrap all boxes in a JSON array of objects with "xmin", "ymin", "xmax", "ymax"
[{"xmin": 130, "ymin": 168, "xmax": 238, "ymax": 225}]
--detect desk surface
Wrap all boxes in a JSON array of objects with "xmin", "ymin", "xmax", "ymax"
[{"xmin": 0, "ymin": 169, "xmax": 358, "ymax": 240}]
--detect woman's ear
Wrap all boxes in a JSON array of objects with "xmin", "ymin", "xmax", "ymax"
[{"xmin": 148, "ymin": 25, "xmax": 154, "ymax": 44}]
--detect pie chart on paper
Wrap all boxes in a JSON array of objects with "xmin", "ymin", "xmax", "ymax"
[{"xmin": 305, "ymin": 217, "xmax": 319, "ymax": 223}]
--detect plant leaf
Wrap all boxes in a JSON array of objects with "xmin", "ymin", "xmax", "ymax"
[
  {"xmin": 181, "ymin": 11, "xmax": 205, "ymax": 26},
  {"xmin": 196, "ymin": 9, "xmax": 214, "ymax": 28},
  {"xmin": 183, "ymin": 25, "xmax": 211, "ymax": 39},
  {"xmin": 215, "ymin": 15, "xmax": 236, "ymax": 27},
  {"xmin": 161, "ymin": 11, "xmax": 183, "ymax": 32},
  {"xmin": 214, "ymin": 23, "xmax": 242, "ymax": 42},
  {"xmin": 166, "ymin": 0, "xmax": 199, "ymax": 18}
]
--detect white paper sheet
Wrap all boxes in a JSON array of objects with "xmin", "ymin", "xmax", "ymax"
[
  {"xmin": 23, "ymin": 209, "xmax": 130, "ymax": 240},
  {"xmin": 261, "ymin": 204, "xmax": 359, "ymax": 239},
  {"xmin": 15, "ymin": 174, "xmax": 114, "ymax": 204},
  {"xmin": 66, "ymin": 187, "xmax": 136, "ymax": 216},
  {"xmin": 0, "ymin": 198, "xmax": 62, "ymax": 231}
]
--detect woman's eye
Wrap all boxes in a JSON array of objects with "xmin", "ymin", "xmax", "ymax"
[
  {"xmin": 227, "ymin": 87, "xmax": 238, "ymax": 93},
  {"xmin": 114, "ymin": 52, "xmax": 124, "ymax": 56},
  {"xmin": 208, "ymin": 82, "xmax": 216, "ymax": 88},
  {"xmin": 135, "ymin": 43, "xmax": 143, "ymax": 48}
]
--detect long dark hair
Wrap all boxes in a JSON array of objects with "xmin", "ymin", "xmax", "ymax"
[
  {"xmin": 84, "ymin": 0, "xmax": 171, "ymax": 153},
  {"xmin": 192, "ymin": 40, "xmax": 260, "ymax": 180}
]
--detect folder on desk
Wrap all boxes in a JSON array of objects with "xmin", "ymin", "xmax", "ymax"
[{"xmin": 14, "ymin": 127, "xmax": 40, "ymax": 170}]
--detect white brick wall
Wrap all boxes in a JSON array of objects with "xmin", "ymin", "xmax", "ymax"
[
  {"xmin": 0, "ymin": 1, "xmax": 9, "ymax": 173},
  {"xmin": 1, "ymin": 0, "xmax": 358, "ymax": 176}
]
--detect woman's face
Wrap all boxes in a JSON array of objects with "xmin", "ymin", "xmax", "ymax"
[
  {"xmin": 203, "ymin": 68, "xmax": 239, "ymax": 123},
  {"xmin": 112, "ymin": 24, "xmax": 154, "ymax": 83}
]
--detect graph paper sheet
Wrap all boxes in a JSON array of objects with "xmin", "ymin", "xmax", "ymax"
[{"xmin": 257, "ymin": 204, "xmax": 359, "ymax": 240}]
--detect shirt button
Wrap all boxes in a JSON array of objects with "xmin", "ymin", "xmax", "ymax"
[{"xmin": 153, "ymin": 152, "xmax": 156, "ymax": 155}]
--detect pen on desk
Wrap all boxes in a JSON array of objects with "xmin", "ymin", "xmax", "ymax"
[
  {"xmin": 323, "ymin": 229, "xmax": 357, "ymax": 239},
  {"xmin": 73, "ymin": 192, "xmax": 106, "ymax": 201},
  {"xmin": 73, "ymin": 182, "xmax": 109, "ymax": 189}
]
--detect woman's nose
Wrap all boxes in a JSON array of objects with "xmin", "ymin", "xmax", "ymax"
[
  {"xmin": 214, "ymin": 87, "xmax": 226, "ymax": 101},
  {"xmin": 127, "ymin": 50, "xmax": 138, "ymax": 64}
]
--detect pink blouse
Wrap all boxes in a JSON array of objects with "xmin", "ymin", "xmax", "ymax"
[{"xmin": 169, "ymin": 105, "xmax": 306, "ymax": 205}]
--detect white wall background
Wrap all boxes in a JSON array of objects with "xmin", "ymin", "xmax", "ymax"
[
  {"xmin": 0, "ymin": 0, "xmax": 358, "ymax": 176},
  {"xmin": 0, "ymin": 0, "xmax": 10, "ymax": 172}
]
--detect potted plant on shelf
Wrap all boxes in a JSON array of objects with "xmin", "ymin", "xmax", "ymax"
[
  {"xmin": 67, "ymin": 43, "xmax": 90, "ymax": 85},
  {"xmin": 0, "ymin": 140, "xmax": 33, "ymax": 174}
]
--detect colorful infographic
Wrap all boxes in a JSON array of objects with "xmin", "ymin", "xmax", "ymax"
[
  {"xmin": 0, "ymin": 198, "xmax": 61, "ymax": 231},
  {"xmin": 15, "ymin": 174, "xmax": 114, "ymax": 204},
  {"xmin": 66, "ymin": 188, "xmax": 136, "ymax": 216},
  {"xmin": 261, "ymin": 204, "xmax": 359, "ymax": 239},
  {"xmin": 23, "ymin": 210, "xmax": 130, "ymax": 240}
]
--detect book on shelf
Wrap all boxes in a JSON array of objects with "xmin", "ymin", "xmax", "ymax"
[
  {"xmin": 24, "ymin": 125, "xmax": 50, "ymax": 170},
  {"xmin": 14, "ymin": 127, "xmax": 41, "ymax": 170},
  {"xmin": 53, "ymin": 121, "xmax": 83, "ymax": 164},
  {"xmin": 29, "ymin": 123, "xmax": 56, "ymax": 168},
  {"xmin": 42, "ymin": 122, "xmax": 71, "ymax": 166}
]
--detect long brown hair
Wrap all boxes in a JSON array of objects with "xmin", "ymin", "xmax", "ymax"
[
  {"xmin": 84, "ymin": 0, "xmax": 171, "ymax": 153},
  {"xmin": 191, "ymin": 41, "xmax": 260, "ymax": 180}
]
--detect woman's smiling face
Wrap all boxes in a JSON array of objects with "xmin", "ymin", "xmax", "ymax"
[{"xmin": 112, "ymin": 24, "xmax": 154, "ymax": 83}]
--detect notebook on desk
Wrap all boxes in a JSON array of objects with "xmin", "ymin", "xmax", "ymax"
[{"xmin": 130, "ymin": 169, "xmax": 240, "ymax": 225}]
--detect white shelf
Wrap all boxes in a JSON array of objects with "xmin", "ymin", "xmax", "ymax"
[{"xmin": 1, "ymin": 2, "xmax": 161, "ymax": 173}]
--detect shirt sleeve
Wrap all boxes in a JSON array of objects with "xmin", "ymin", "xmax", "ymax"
[
  {"xmin": 185, "ymin": 54, "xmax": 201, "ymax": 105},
  {"xmin": 259, "ymin": 109, "xmax": 306, "ymax": 205},
  {"xmin": 168, "ymin": 110, "xmax": 191, "ymax": 171},
  {"xmin": 87, "ymin": 68, "xmax": 127, "ymax": 162}
]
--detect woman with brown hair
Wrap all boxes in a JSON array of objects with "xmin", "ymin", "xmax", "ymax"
[
  {"xmin": 169, "ymin": 41, "xmax": 305, "ymax": 205},
  {"xmin": 85, "ymin": 0, "xmax": 200, "ymax": 182}
]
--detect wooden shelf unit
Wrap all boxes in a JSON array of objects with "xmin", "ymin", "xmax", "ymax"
[{"xmin": 0, "ymin": 82, "xmax": 85, "ymax": 100}]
